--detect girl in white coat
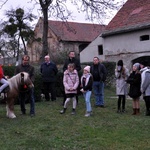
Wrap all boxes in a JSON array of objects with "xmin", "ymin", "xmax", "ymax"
[{"xmin": 115, "ymin": 60, "xmax": 129, "ymax": 113}]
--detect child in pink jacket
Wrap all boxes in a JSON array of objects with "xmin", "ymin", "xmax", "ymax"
[{"xmin": 60, "ymin": 63, "xmax": 79, "ymax": 115}]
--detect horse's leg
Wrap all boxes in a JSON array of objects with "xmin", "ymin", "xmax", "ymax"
[
  {"xmin": 5, "ymin": 94, "xmax": 9, "ymax": 117},
  {"xmin": 6, "ymin": 97, "xmax": 16, "ymax": 119},
  {"xmin": 6, "ymin": 103, "xmax": 10, "ymax": 117}
]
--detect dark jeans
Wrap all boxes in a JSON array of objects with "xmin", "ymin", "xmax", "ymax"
[
  {"xmin": 19, "ymin": 87, "xmax": 35, "ymax": 115},
  {"xmin": 93, "ymin": 81, "xmax": 104, "ymax": 106},
  {"xmin": 117, "ymin": 95, "xmax": 126, "ymax": 110},
  {"xmin": 144, "ymin": 96, "xmax": 150, "ymax": 113},
  {"xmin": 43, "ymin": 82, "xmax": 56, "ymax": 101}
]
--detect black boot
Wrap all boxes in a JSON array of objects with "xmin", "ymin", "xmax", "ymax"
[
  {"xmin": 71, "ymin": 108, "xmax": 76, "ymax": 115},
  {"xmin": 117, "ymin": 109, "xmax": 121, "ymax": 113},
  {"xmin": 60, "ymin": 108, "xmax": 66, "ymax": 114},
  {"xmin": 122, "ymin": 109, "xmax": 126, "ymax": 113}
]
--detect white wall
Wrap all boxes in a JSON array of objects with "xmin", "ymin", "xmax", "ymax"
[
  {"xmin": 80, "ymin": 28, "xmax": 150, "ymax": 67},
  {"xmin": 104, "ymin": 29, "xmax": 150, "ymax": 55},
  {"xmin": 80, "ymin": 35, "xmax": 105, "ymax": 63},
  {"xmin": 104, "ymin": 29, "xmax": 150, "ymax": 69}
]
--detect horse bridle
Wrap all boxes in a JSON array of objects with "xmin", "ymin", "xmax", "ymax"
[{"xmin": 20, "ymin": 73, "xmax": 30, "ymax": 92}]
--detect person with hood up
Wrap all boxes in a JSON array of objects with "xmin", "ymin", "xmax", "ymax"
[{"xmin": 115, "ymin": 60, "xmax": 129, "ymax": 113}]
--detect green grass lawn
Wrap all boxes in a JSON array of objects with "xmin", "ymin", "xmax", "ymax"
[{"xmin": 0, "ymin": 87, "xmax": 150, "ymax": 150}]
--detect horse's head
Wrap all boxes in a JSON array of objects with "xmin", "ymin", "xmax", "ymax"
[
  {"xmin": 4, "ymin": 72, "xmax": 34, "ymax": 119},
  {"xmin": 20, "ymin": 72, "xmax": 34, "ymax": 92}
]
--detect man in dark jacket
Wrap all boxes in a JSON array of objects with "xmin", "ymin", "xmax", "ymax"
[
  {"xmin": 63, "ymin": 51, "xmax": 81, "ymax": 72},
  {"xmin": 90, "ymin": 57, "xmax": 107, "ymax": 107},
  {"xmin": 15, "ymin": 55, "xmax": 35, "ymax": 117},
  {"xmin": 62, "ymin": 51, "xmax": 81, "ymax": 105},
  {"xmin": 40, "ymin": 55, "xmax": 58, "ymax": 101}
]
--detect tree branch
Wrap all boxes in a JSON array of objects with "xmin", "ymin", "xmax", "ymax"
[{"xmin": 0, "ymin": 0, "xmax": 8, "ymax": 9}]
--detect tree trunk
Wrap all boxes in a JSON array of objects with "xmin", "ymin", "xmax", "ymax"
[
  {"xmin": 21, "ymin": 36, "xmax": 27, "ymax": 55},
  {"xmin": 40, "ymin": 8, "xmax": 49, "ymax": 63},
  {"xmin": 16, "ymin": 36, "xmax": 20, "ymax": 66},
  {"xmin": 39, "ymin": 0, "xmax": 53, "ymax": 63}
]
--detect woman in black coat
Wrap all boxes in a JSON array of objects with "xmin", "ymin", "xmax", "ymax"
[{"xmin": 127, "ymin": 63, "xmax": 141, "ymax": 115}]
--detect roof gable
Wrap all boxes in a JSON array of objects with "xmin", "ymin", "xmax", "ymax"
[
  {"xmin": 103, "ymin": 0, "xmax": 150, "ymax": 36},
  {"xmin": 48, "ymin": 20, "xmax": 105, "ymax": 42}
]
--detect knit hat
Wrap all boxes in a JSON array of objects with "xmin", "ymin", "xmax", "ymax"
[
  {"xmin": 117, "ymin": 60, "xmax": 123, "ymax": 66},
  {"xmin": 133, "ymin": 63, "xmax": 140, "ymax": 70},
  {"xmin": 84, "ymin": 66, "xmax": 90, "ymax": 72}
]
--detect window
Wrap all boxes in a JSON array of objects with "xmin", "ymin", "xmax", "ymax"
[
  {"xmin": 140, "ymin": 35, "xmax": 149, "ymax": 41},
  {"xmin": 98, "ymin": 45, "xmax": 103, "ymax": 55}
]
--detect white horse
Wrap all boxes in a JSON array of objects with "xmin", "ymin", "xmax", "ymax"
[{"xmin": 2, "ymin": 72, "xmax": 34, "ymax": 119}]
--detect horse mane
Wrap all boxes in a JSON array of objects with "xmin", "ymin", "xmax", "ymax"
[{"xmin": 8, "ymin": 72, "xmax": 29, "ymax": 90}]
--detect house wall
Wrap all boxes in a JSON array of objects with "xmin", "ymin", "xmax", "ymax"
[
  {"xmin": 104, "ymin": 29, "xmax": 150, "ymax": 69},
  {"xmin": 80, "ymin": 29, "xmax": 150, "ymax": 70},
  {"xmin": 80, "ymin": 35, "xmax": 105, "ymax": 63},
  {"xmin": 27, "ymin": 19, "xmax": 89, "ymax": 63}
]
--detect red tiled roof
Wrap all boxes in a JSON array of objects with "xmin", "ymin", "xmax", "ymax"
[
  {"xmin": 48, "ymin": 20, "xmax": 105, "ymax": 42},
  {"xmin": 102, "ymin": 0, "xmax": 150, "ymax": 36}
]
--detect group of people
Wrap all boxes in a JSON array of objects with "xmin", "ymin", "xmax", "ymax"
[
  {"xmin": 0, "ymin": 51, "xmax": 107, "ymax": 118},
  {"xmin": 115, "ymin": 59, "xmax": 150, "ymax": 116},
  {"xmin": 39, "ymin": 51, "xmax": 107, "ymax": 117},
  {"xmin": 1, "ymin": 52, "xmax": 149, "ymax": 118},
  {"xmin": 60, "ymin": 52, "xmax": 107, "ymax": 117}
]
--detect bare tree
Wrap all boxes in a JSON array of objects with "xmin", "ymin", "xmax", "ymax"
[
  {"xmin": 30, "ymin": 0, "xmax": 124, "ymax": 62},
  {"xmin": 38, "ymin": 0, "xmax": 51, "ymax": 61},
  {"xmin": 0, "ymin": 0, "xmax": 125, "ymax": 62}
]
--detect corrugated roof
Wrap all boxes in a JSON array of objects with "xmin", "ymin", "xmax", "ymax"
[
  {"xmin": 48, "ymin": 20, "xmax": 105, "ymax": 42},
  {"xmin": 102, "ymin": 0, "xmax": 150, "ymax": 37}
]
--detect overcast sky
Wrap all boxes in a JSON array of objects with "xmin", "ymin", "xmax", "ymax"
[{"xmin": 0, "ymin": 0, "xmax": 127, "ymax": 26}]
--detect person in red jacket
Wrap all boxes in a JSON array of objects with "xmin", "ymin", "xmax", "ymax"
[{"xmin": 0, "ymin": 65, "xmax": 9, "ymax": 94}]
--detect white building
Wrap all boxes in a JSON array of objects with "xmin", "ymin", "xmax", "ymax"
[{"xmin": 80, "ymin": 0, "xmax": 150, "ymax": 69}]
